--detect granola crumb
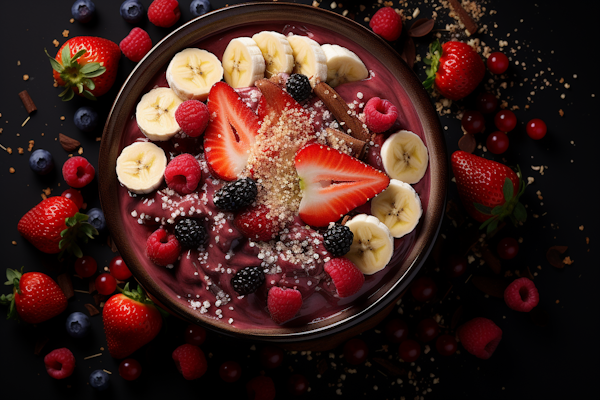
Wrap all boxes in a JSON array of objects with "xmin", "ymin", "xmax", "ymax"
[
  {"xmin": 53, "ymin": 39, "xmax": 60, "ymax": 47},
  {"xmin": 62, "ymin": 30, "xmax": 70, "ymax": 37},
  {"xmin": 9, "ymin": 167, "xmax": 15, "ymax": 173},
  {"xmin": 23, "ymin": 74, "xmax": 30, "ymax": 81}
]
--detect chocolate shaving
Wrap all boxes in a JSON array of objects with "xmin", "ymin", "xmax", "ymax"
[
  {"xmin": 471, "ymin": 276, "xmax": 508, "ymax": 298},
  {"xmin": 409, "ymin": 18, "xmax": 435, "ymax": 37},
  {"xmin": 107, "ymin": 235, "xmax": 118, "ymax": 252},
  {"xmin": 317, "ymin": 359, "xmax": 328, "ymax": 375},
  {"xmin": 89, "ymin": 280, "xmax": 96, "ymax": 294},
  {"xmin": 402, "ymin": 37, "xmax": 416, "ymax": 69},
  {"xmin": 448, "ymin": 0, "xmax": 479, "ymax": 36},
  {"xmin": 481, "ymin": 246, "xmax": 502, "ymax": 274},
  {"xmin": 372, "ymin": 357, "xmax": 406, "ymax": 376},
  {"xmin": 59, "ymin": 133, "xmax": 81, "ymax": 152},
  {"xmin": 325, "ymin": 127, "xmax": 367, "ymax": 159},
  {"xmin": 84, "ymin": 303, "xmax": 100, "ymax": 316},
  {"xmin": 93, "ymin": 293, "xmax": 107, "ymax": 306},
  {"xmin": 529, "ymin": 307, "xmax": 549, "ymax": 327},
  {"xmin": 34, "ymin": 335, "xmax": 50, "ymax": 356},
  {"xmin": 57, "ymin": 273, "xmax": 74, "ymax": 299},
  {"xmin": 18, "ymin": 90, "xmax": 37, "ymax": 114},
  {"xmin": 546, "ymin": 245, "xmax": 568, "ymax": 268},
  {"xmin": 458, "ymin": 133, "xmax": 476, "ymax": 153},
  {"xmin": 450, "ymin": 305, "xmax": 464, "ymax": 331}
]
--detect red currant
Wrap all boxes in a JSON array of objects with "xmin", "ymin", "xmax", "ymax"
[
  {"xmin": 219, "ymin": 361, "xmax": 241, "ymax": 383},
  {"xmin": 61, "ymin": 189, "xmax": 84, "ymax": 209},
  {"xmin": 384, "ymin": 318, "xmax": 409, "ymax": 343},
  {"xmin": 486, "ymin": 131, "xmax": 510, "ymax": 154},
  {"xmin": 494, "ymin": 109, "xmax": 517, "ymax": 132},
  {"xmin": 398, "ymin": 339, "xmax": 421, "ymax": 362},
  {"xmin": 445, "ymin": 255, "xmax": 468, "ymax": 278},
  {"xmin": 461, "ymin": 110, "xmax": 485, "ymax": 134},
  {"xmin": 184, "ymin": 324, "xmax": 207, "ymax": 346},
  {"xmin": 410, "ymin": 276, "xmax": 437, "ymax": 302},
  {"xmin": 109, "ymin": 255, "xmax": 132, "ymax": 280},
  {"xmin": 487, "ymin": 52, "xmax": 509, "ymax": 75},
  {"xmin": 476, "ymin": 92, "xmax": 498, "ymax": 114},
  {"xmin": 435, "ymin": 334, "xmax": 458, "ymax": 356},
  {"xmin": 260, "ymin": 345, "xmax": 284, "ymax": 369},
  {"xmin": 416, "ymin": 318, "xmax": 440, "ymax": 343},
  {"xmin": 74, "ymin": 255, "xmax": 97, "ymax": 278},
  {"xmin": 526, "ymin": 118, "xmax": 547, "ymax": 140},
  {"xmin": 497, "ymin": 237, "xmax": 519, "ymax": 260},
  {"xmin": 119, "ymin": 358, "xmax": 142, "ymax": 381},
  {"xmin": 287, "ymin": 373, "xmax": 309, "ymax": 396},
  {"xmin": 343, "ymin": 338, "xmax": 369, "ymax": 365},
  {"xmin": 95, "ymin": 273, "xmax": 117, "ymax": 295}
]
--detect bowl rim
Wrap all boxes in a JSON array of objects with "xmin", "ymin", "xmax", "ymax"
[{"xmin": 99, "ymin": 1, "xmax": 447, "ymax": 343}]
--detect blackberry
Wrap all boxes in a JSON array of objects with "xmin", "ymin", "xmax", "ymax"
[
  {"xmin": 286, "ymin": 74, "xmax": 312, "ymax": 103},
  {"xmin": 174, "ymin": 218, "xmax": 207, "ymax": 248},
  {"xmin": 323, "ymin": 224, "xmax": 354, "ymax": 257},
  {"xmin": 231, "ymin": 266, "xmax": 265, "ymax": 295},
  {"xmin": 213, "ymin": 178, "xmax": 257, "ymax": 212}
]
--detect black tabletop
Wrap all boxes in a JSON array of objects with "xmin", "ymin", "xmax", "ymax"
[{"xmin": 1, "ymin": 0, "xmax": 598, "ymax": 399}]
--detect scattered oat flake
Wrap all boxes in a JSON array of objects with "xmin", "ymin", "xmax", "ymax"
[
  {"xmin": 84, "ymin": 353, "xmax": 102, "ymax": 360},
  {"xmin": 23, "ymin": 75, "xmax": 29, "ymax": 81},
  {"xmin": 62, "ymin": 30, "xmax": 69, "ymax": 37},
  {"xmin": 578, "ymin": 225, "xmax": 584, "ymax": 231},
  {"xmin": 53, "ymin": 39, "xmax": 60, "ymax": 47},
  {"xmin": 9, "ymin": 167, "xmax": 15, "ymax": 173},
  {"xmin": 11, "ymin": 241, "xmax": 16, "ymax": 245}
]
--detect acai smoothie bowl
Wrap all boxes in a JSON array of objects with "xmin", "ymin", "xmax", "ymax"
[{"xmin": 98, "ymin": 2, "xmax": 446, "ymax": 347}]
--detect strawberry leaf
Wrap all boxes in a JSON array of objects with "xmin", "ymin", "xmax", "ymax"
[
  {"xmin": 83, "ymin": 66, "xmax": 106, "ymax": 78},
  {"xmin": 70, "ymin": 48, "xmax": 88, "ymax": 63},
  {"xmin": 502, "ymin": 177, "xmax": 514, "ymax": 202},
  {"xmin": 82, "ymin": 90, "xmax": 96, "ymax": 101},
  {"xmin": 77, "ymin": 83, "xmax": 84, "ymax": 95},
  {"xmin": 58, "ymin": 213, "xmax": 99, "ymax": 258},
  {"xmin": 45, "ymin": 49, "xmax": 64, "ymax": 73},
  {"xmin": 422, "ymin": 39, "xmax": 442, "ymax": 91},
  {"xmin": 486, "ymin": 218, "xmax": 499, "ymax": 234},
  {"xmin": 474, "ymin": 202, "xmax": 492, "ymax": 215},
  {"xmin": 61, "ymin": 45, "xmax": 72, "ymax": 69},
  {"xmin": 514, "ymin": 202, "xmax": 527, "ymax": 222},
  {"xmin": 491, "ymin": 205, "xmax": 504, "ymax": 215}
]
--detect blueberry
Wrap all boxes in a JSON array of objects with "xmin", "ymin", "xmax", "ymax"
[
  {"xmin": 87, "ymin": 208, "xmax": 106, "ymax": 232},
  {"xmin": 120, "ymin": 0, "xmax": 145, "ymax": 24},
  {"xmin": 73, "ymin": 106, "xmax": 99, "ymax": 133},
  {"xmin": 65, "ymin": 312, "xmax": 91, "ymax": 338},
  {"xmin": 29, "ymin": 149, "xmax": 54, "ymax": 175},
  {"xmin": 71, "ymin": 0, "xmax": 96, "ymax": 23},
  {"xmin": 190, "ymin": 0, "xmax": 211, "ymax": 17},
  {"xmin": 89, "ymin": 370, "xmax": 110, "ymax": 391}
]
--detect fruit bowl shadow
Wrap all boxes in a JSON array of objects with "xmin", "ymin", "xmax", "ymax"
[{"xmin": 99, "ymin": 2, "xmax": 446, "ymax": 351}]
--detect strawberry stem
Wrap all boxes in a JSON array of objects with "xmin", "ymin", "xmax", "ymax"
[
  {"xmin": 1, "ymin": 268, "xmax": 24, "ymax": 321},
  {"xmin": 58, "ymin": 213, "xmax": 99, "ymax": 259},
  {"xmin": 422, "ymin": 39, "xmax": 442, "ymax": 91}
]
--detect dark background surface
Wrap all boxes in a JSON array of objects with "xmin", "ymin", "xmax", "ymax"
[{"xmin": 1, "ymin": 0, "xmax": 598, "ymax": 399}]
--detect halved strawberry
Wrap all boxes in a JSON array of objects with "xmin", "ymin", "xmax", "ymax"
[
  {"xmin": 295, "ymin": 144, "xmax": 390, "ymax": 227},
  {"xmin": 203, "ymin": 82, "xmax": 261, "ymax": 181}
]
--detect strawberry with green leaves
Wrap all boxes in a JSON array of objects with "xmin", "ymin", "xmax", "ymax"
[
  {"xmin": 451, "ymin": 151, "xmax": 527, "ymax": 233},
  {"xmin": 46, "ymin": 36, "xmax": 121, "ymax": 101}
]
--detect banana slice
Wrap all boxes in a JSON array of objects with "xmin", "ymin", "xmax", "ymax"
[
  {"xmin": 344, "ymin": 214, "xmax": 394, "ymax": 275},
  {"xmin": 252, "ymin": 31, "xmax": 294, "ymax": 78},
  {"xmin": 286, "ymin": 35, "xmax": 327, "ymax": 87},
  {"xmin": 116, "ymin": 141, "xmax": 167, "ymax": 194},
  {"xmin": 380, "ymin": 130, "xmax": 429, "ymax": 184},
  {"xmin": 136, "ymin": 87, "xmax": 183, "ymax": 141},
  {"xmin": 222, "ymin": 37, "xmax": 266, "ymax": 88},
  {"xmin": 371, "ymin": 179, "xmax": 422, "ymax": 238},
  {"xmin": 321, "ymin": 44, "xmax": 369, "ymax": 87},
  {"xmin": 166, "ymin": 48, "xmax": 224, "ymax": 101}
]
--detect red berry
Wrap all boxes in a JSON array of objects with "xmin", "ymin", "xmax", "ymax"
[
  {"xmin": 369, "ymin": 7, "xmax": 402, "ymax": 41},
  {"xmin": 164, "ymin": 153, "xmax": 202, "ymax": 195},
  {"xmin": 175, "ymin": 100, "xmax": 210, "ymax": 137},
  {"xmin": 487, "ymin": 52, "xmax": 509, "ymax": 75},
  {"xmin": 148, "ymin": 0, "xmax": 180, "ymax": 28},
  {"xmin": 119, "ymin": 27, "xmax": 153, "ymax": 62},
  {"xmin": 260, "ymin": 345, "xmax": 284, "ymax": 369},
  {"xmin": 61, "ymin": 189, "xmax": 84, "ymax": 209},
  {"xmin": 172, "ymin": 344, "xmax": 207, "ymax": 380},
  {"xmin": 416, "ymin": 318, "xmax": 440, "ymax": 343},
  {"xmin": 526, "ymin": 118, "xmax": 547, "ymax": 140},
  {"xmin": 267, "ymin": 286, "xmax": 302, "ymax": 324},
  {"xmin": 364, "ymin": 97, "xmax": 398, "ymax": 133},
  {"xmin": 445, "ymin": 254, "xmax": 468, "ymax": 278},
  {"xmin": 234, "ymin": 204, "xmax": 280, "ymax": 242},
  {"xmin": 287, "ymin": 374, "xmax": 309, "ymax": 396},
  {"xmin": 119, "ymin": 358, "xmax": 142, "ymax": 381},
  {"xmin": 486, "ymin": 131, "xmax": 509, "ymax": 154},
  {"xmin": 184, "ymin": 324, "xmax": 207, "ymax": 346},
  {"xmin": 398, "ymin": 339, "xmax": 420, "ymax": 362},
  {"xmin": 457, "ymin": 317, "xmax": 502, "ymax": 359},
  {"xmin": 247, "ymin": 376, "xmax": 276, "ymax": 400},
  {"xmin": 461, "ymin": 110, "xmax": 485, "ymax": 134},
  {"xmin": 324, "ymin": 258, "xmax": 364, "ymax": 298},
  {"xmin": 504, "ymin": 277, "xmax": 539, "ymax": 312},
  {"xmin": 146, "ymin": 228, "xmax": 181, "ymax": 266},
  {"xmin": 476, "ymin": 92, "xmax": 498, "ymax": 114},
  {"xmin": 62, "ymin": 156, "xmax": 95, "ymax": 188},
  {"xmin": 219, "ymin": 361, "xmax": 242, "ymax": 383},
  {"xmin": 109, "ymin": 255, "xmax": 132, "ymax": 280},
  {"xmin": 74, "ymin": 255, "xmax": 97, "ymax": 278},
  {"xmin": 384, "ymin": 318, "xmax": 409, "ymax": 343},
  {"xmin": 494, "ymin": 109, "xmax": 517, "ymax": 132},
  {"xmin": 44, "ymin": 348, "xmax": 76, "ymax": 379},
  {"xmin": 410, "ymin": 276, "xmax": 437, "ymax": 302},
  {"xmin": 435, "ymin": 334, "xmax": 458, "ymax": 356},
  {"xmin": 497, "ymin": 237, "xmax": 519, "ymax": 259},
  {"xmin": 343, "ymin": 338, "xmax": 369, "ymax": 365},
  {"xmin": 95, "ymin": 273, "xmax": 117, "ymax": 295}
]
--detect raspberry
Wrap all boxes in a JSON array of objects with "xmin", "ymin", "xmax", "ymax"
[
  {"xmin": 119, "ymin": 27, "xmax": 153, "ymax": 62},
  {"xmin": 364, "ymin": 97, "xmax": 398, "ymax": 133},
  {"xmin": 267, "ymin": 286, "xmax": 302, "ymax": 324},
  {"xmin": 172, "ymin": 344, "xmax": 207, "ymax": 380},
  {"xmin": 174, "ymin": 218, "xmax": 207, "ymax": 248},
  {"xmin": 369, "ymin": 7, "xmax": 403, "ymax": 41},
  {"xmin": 234, "ymin": 204, "xmax": 280, "ymax": 242},
  {"xmin": 44, "ymin": 348, "xmax": 76, "ymax": 379},
  {"xmin": 148, "ymin": 0, "xmax": 180, "ymax": 28},
  {"xmin": 231, "ymin": 266, "xmax": 265, "ymax": 295},
  {"xmin": 246, "ymin": 376, "xmax": 276, "ymax": 400},
  {"xmin": 213, "ymin": 178, "xmax": 258, "ymax": 212},
  {"xmin": 457, "ymin": 317, "xmax": 502, "ymax": 360},
  {"xmin": 62, "ymin": 156, "xmax": 95, "ymax": 188},
  {"xmin": 174, "ymin": 100, "xmax": 210, "ymax": 137},
  {"xmin": 164, "ymin": 153, "xmax": 202, "ymax": 195},
  {"xmin": 146, "ymin": 228, "xmax": 181, "ymax": 266},
  {"xmin": 324, "ymin": 258, "xmax": 364, "ymax": 298},
  {"xmin": 504, "ymin": 277, "xmax": 539, "ymax": 312},
  {"xmin": 286, "ymin": 74, "xmax": 312, "ymax": 102}
]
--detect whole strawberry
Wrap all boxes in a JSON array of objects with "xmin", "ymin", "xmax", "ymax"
[
  {"xmin": 423, "ymin": 40, "xmax": 485, "ymax": 101},
  {"xmin": 0, "ymin": 268, "xmax": 67, "ymax": 323},
  {"xmin": 46, "ymin": 36, "xmax": 121, "ymax": 101},
  {"xmin": 451, "ymin": 151, "xmax": 527, "ymax": 233},
  {"xmin": 103, "ymin": 283, "xmax": 163, "ymax": 359},
  {"xmin": 17, "ymin": 196, "xmax": 98, "ymax": 257}
]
